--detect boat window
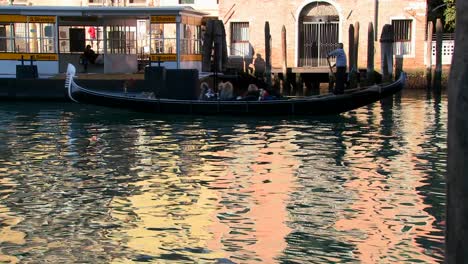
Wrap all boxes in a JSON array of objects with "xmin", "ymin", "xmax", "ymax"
[
  {"xmin": 180, "ymin": 23, "xmax": 202, "ymax": 55},
  {"xmin": 137, "ymin": 19, "xmax": 150, "ymax": 61},
  {"xmin": 14, "ymin": 23, "xmax": 28, "ymax": 53},
  {"xmin": 0, "ymin": 24, "xmax": 16, "ymax": 52},
  {"xmin": 0, "ymin": 16, "xmax": 56, "ymax": 54},
  {"xmin": 106, "ymin": 25, "xmax": 137, "ymax": 54},
  {"xmin": 59, "ymin": 26, "xmax": 104, "ymax": 54},
  {"xmin": 150, "ymin": 23, "xmax": 177, "ymax": 54}
]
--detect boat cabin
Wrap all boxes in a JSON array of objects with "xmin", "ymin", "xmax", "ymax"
[{"xmin": 0, "ymin": 6, "xmax": 206, "ymax": 77}]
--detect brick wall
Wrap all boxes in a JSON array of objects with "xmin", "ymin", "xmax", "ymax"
[{"xmin": 220, "ymin": 0, "xmax": 428, "ymax": 71}]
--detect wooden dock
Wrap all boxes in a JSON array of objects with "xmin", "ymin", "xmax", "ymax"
[
  {"xmin": 271, "ymin": 67, "xmax": 330, "ymax": 74},
  {"xmin": 290, "ymin": 67, "xmax": 330, "ymax": 74}
]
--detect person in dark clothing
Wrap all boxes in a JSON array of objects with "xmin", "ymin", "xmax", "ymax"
[
  {"xmin": 241, "ymin": 84, "xmax": 260, "ymax": 101},
  {"xmin": 327, "ymin": 43, "xmax": 347, "ymax": 95},
  {"xmin": 81, "ymin": 45, "xmax": 98, "ymax": 72}
]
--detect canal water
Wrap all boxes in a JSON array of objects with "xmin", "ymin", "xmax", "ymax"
[{"xmin": 0, "ymin": 89, "xmax": 446, "ymax": 263}]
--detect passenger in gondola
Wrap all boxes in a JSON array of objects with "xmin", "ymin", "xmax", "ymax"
[
  {"xmin": 241, "ymin": 84, "xmax": 260, "ymax": 101},
  {"xmin": 199, "ymin": 82, "xmax": 217, "ymax": 100},
  {"xmin": 219, "ymin": 81, "xmax": 234, "ymax": 100},
  {"xmin": 259, "ymin": 88, "xmax": 275, "ymax": 100}
]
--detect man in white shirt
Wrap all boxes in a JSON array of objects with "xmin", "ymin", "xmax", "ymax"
[{"xmin": 327, "ymin": 43, "xmax": 347, "ymax": 94}]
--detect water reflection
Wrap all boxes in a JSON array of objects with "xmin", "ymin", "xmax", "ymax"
[
  {"xmin": 335, "ymin": 94, "xmax": 444, "ymax": 263},
  {"xmin": 0, "ymin": 92, "xmax": 446, "ymax": 263}
]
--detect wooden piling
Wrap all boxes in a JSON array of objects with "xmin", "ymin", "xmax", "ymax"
[
  {"xmin": 447, "ymin": 0, "xmax": 468, "ymax": 262},
  {"xmin": 348, "ymin": 22, "xmax": 360, "ymax": 88},
  {"xmin": 281, "ymin": 25, "xmax": 287, "ymax": 78},
  {"xmin": 213, "ymin": 20, "xmax": 227, "ymax": 72},
  {"xmin": 201, "ymin": 20, "xmax": 227, "ymax": 73},
  {"xmin": 348, "ymin": 24, "xmax": 355, "ymax": 73},
  {"xmin": 433, "ymin": 18, "xmax": 443, "ymax": 89},
  {"xmin": 425, "ymin": 21, "xmax": 433, "ymax": 88},
  {"xmin": 265, "ymin": 21, "xmax": 272, "ymax": 88},
  {"xmin": 354, "ymin": 22, "xmax": 359, "ymax": 71},
  {"xmin": 367, "ymin": 22, "xmax": 375, "ymax": 84},
  {"xmin": 281, "ymin": 25, "xmax": 288, "ymax": 95},
  {"xmin": 219, "ymin": 20, "xmax": 228, "ymax": 73},
  {"xmin": 380, "ymin": 24, "xmax": 394, "ymax": 82},
  {"xmin": 202, "ymin": 20, "xmax": 214, "ymax": 72}
]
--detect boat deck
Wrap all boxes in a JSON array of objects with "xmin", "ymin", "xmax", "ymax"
[
  {"xmin": 51, "ymin": 73, "xmax": 145, "ymax": 80},
  {"xmin": 271, "ymin": 67, "xmax": 331, "ymax": 74}
]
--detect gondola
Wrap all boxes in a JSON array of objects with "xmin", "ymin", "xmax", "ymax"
[{"xmin": 65, "ymin": 64, "xmax": 406, "ymax": 116}]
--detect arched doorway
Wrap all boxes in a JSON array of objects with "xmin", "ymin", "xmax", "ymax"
[{"xmin": 298, "ymin": 1, "xmax": 340, "ymax": 67}]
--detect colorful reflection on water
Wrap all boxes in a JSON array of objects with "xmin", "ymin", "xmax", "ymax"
[{"xmin": 0, "ymin": 90, "xmax": 446, "ymax": 263}]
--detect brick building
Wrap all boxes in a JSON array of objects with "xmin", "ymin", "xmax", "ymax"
[{"xmin": 219, "ymin": 0, "xmax": 428, "ymax": 72}]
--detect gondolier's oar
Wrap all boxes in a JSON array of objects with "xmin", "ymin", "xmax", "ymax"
[
  {"xmin": 326, "ymin": 56, "xmax": 336, "ymax": 93},
  {"xmin": 326, "ymin": 56, "xmax": 336, "ymax": 79}
]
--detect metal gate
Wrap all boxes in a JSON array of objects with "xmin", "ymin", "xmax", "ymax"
[{"xmin": 299, "ymin": 22, "xmax": 339, "ymax": 67}]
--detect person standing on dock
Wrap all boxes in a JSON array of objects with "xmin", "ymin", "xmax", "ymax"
[{"xmin": 327, "ymin": 43, "xmax": 347, "ymax": 94}]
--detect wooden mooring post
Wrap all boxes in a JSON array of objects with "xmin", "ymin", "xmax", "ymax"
[
  {"xmin": 353, "ymin": 21, "xmax": 359, "ymax": 71},
  {"xmin": 265, "ymin": 21, "xmax": 272, "ymax": 88},
  {"xmin": 348, "ymin": 24, "xmax": 357, "ymax": 88},
  {"xmin": 202, "ymin": 20, "xmax": 214, "ymax": 72},
  {"xmin": 281, "ymin": 25, "xmax": 288, "ymax": 95},
  {"xmin": 433, "ymin": 18, "xmax": 443, "ymax": 89},
  {"xmin": 201, "ymin": 20, "xmax": 227, "ymax": 73},
  {"xmin": 367, "ymin": 22, "xmax": 375, "ymax": 84},
  {"xmin": 380, "ymin": 24, "xmax": 394, "ymax": 82},
  {"xmin": 348, "ymin": 24, "xmax": 355, "ymax": 73},
  {"xmin": 350, "ymin": 22, "xmax": 359, "ymax": 88},
  {"xmin": 447, "ymin": 1, "xmax": 468, "ymax": 262},
  {"xmin": 425, "ymin": 21, "xmax": 433, "ymax": 88}
]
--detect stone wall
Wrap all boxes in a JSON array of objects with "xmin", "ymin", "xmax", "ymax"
[{"xmin": 219, "ymin": 0, "xmax": 428, "ymax": 71}]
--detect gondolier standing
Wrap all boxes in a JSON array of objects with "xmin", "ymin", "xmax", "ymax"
[{"xmin": 327, "ymin": 43, "xmax": 347, "ymax": 94}]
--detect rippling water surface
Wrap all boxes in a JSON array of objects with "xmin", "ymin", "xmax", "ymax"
[{"xmin": 0, "ymin": 90, "xmax": 446, "ymax": 263}]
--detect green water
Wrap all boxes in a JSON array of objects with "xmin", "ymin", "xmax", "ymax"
[{"xmin": 0, "ymin": 90, "xmax": 446, "ymax": 263}]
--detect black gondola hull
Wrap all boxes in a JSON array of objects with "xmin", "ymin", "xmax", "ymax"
[{"xmin": 66, "ymin": 67, "xmax": 406, "ymax": 116}]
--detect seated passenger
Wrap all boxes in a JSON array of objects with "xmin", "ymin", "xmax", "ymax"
[
  {"xmin": 199, "ymin": 82, "xmax": 216, "ymax": 100},
  {"xmin": 219, "ymin": 81, "xmax": 234, "ymax": 100},
  {"xmin": 199, "ymin": 82, "xmax": 209, "ymax": 100},
  {"xmin": 80, "ymin": 44, "xmax": 99, "ymax": 72},
  {"xmin": 259, "ymin": 88, "xmax": 275, "ymax": 100},
  {"xmin": 81, "ymin": 45, "xmax": 98, "ymax": 63},
  {"xmin": 242, "ymin": 84, "xmax": 260, "ymax": 101}
]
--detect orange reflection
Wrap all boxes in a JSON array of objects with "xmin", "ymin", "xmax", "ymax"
[
  {"xmin": 109, "ymin": 127, "xmax": 299, "ymax": 263},
  {"xmin": 0, "ymin": 176, "xmax": 24, "ymax": 264},
  {"xmin": 336, "ymin": 100, "xmax": 442, "ymax": 263},
  {"xmin": 208, "ymin": 130, "xmax": 299, "ymax": 262}
]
